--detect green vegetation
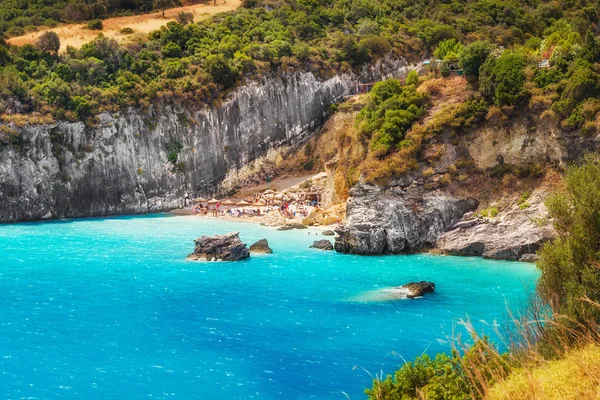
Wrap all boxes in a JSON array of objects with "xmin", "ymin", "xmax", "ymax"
[
  {"xmin": 367, "ymin": 340, "xmax": 507, "ymax": 400},
  {"xmin": 537, "ymin": 154, "xmax": 600, "ymax": 323},
  {"xmin": 0, "ymin": 0, "xmax": 598, "ymax": 130},
  {"xmin": 357, "ymin": 79, "xmax": 428, "ymax": 158}
]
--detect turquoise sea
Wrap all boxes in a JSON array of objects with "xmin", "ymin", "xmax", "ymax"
[{"xmin": 0, "ymin": 214, "xmax": 538, "ymax": 399}]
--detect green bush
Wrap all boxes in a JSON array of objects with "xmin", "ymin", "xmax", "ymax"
[
  {"xmin": 479, "ymin": 52, "xmax": 526, "ymax": 106},
  {"xmin": 367, "ymin": 340, "xmax": 508, "ymax": 400},
  {"xmin": 86, "ymin": 19, "xmax": 103, "ymax": 30}
]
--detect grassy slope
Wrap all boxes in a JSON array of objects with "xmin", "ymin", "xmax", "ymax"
[
  {"xmin": 489, "ymin": 344, "xmax": 600, "ymax": 400},
  {"xmin": 6, "ymin": 0, "xmax": 241, "ymax": 52}
]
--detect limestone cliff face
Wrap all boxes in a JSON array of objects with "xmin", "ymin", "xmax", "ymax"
[
  {"xmin": 0, "ymin": 57, "xmax": 413, "ymax": 222},
  {"xmin": 334, "ymin": 182, "xmax": 478, "ymax": 254}
]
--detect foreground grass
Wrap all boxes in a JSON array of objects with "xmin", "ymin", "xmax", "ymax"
[{"xmin": 489, "ymin": 344, "xmax": 600, "ymax": 400}]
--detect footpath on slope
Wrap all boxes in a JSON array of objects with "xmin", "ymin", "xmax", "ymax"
[{"xmin": 7, "ymin": 0, "xmax": 241, "ymax": 52}]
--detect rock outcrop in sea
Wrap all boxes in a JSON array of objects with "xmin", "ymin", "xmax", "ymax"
[
  {"xmin": 249, "ymin": 239, "xmax": 273, "ymax": 254},
  {"xmin": 401, "ymin": 281, "xmax": 436, "ymax": 299},
  {"xmin": 334, "ymin": 183, "xmax": 478, "ymax": 254},
  {"xmin": 310, "ymin": 239, "xmax": 334, "ymax": 251},
  {"xmin": 437, "ymin": 190, "xmax": 554, "ymax": 261},
  {"xmin": 187, "ymin": 231, "xmax": 250, "ymax": 261}
]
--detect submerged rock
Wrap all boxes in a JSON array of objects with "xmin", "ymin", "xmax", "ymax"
[
  {"xmin": 322, "ymin": 230, "xmax": 335, "ymax": 236},
  {"xmin": 310, "ymin": 239, "xmax": 334, "ymax": 251},
  {"xmin": 249, "ymin": 239, "xmax": 273, "ymax": 254},
  {"xmin": 519, "ymin": 253, "xmax": 539, "ymax": 263},
  {"xmin": 335, "ymin": 183, "xmax": 478, "ymax": 254},
  {"xmin": 401, "ymin": 281, "xmax": 436, "ymax": 299},
  {"xmin": 277, "ymin": 223, "xmax": 308, "ymax": 231},
  {"xmin": 187, "ymin": 231, "xmax": 250, "ymax": 261}
]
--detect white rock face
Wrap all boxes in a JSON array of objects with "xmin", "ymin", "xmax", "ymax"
[{"xmin": 0, "ymin": 58, "xmax": 414, "ymax": 222}]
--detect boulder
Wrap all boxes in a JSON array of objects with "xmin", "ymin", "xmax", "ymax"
[
  {"xmin": 277, "ymin": 223, "xmax": 308, "ymax": 231},
  {"xmin": 260, "ymin": 212, "xmax": 287, "ymax": 227},
  {"xmin": 249, "ymin": 239, "xmax": 273, "ymax": 254},
  {"xmin": 187, "ymin": 231, "xmax": 250, "ymax": 261},
  {"xmin": 322, "ymin": 230, "xmax": 335, "ymax": 236},
  {"xmin": 310, "ymin": 239, "xmax": 334, "ymax": 251},
  {"xmin": 401, "ymin": 281, "xmax": 436, "ymax": 299},
  {"xmin": 334, "ymin": 182, "xmax": 478, "ymax": 254},
  {"xmin": 437, "ymin": 190, "xmax": 554, "ymax": 261},
  {"xmin": 322, "ymin": 215, "xmax": 340, "ymax": 225},
  {"xmin": 302, "ymin": 209, "xmax": 325, "ymax": 226}
]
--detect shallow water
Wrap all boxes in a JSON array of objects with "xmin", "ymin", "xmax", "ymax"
[{"xmin": 0, "ymin": 214, "xmax": 538, "ymax": 399}]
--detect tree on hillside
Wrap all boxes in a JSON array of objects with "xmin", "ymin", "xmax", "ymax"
[
  {"xmin": 459, "ymin": 41, "xmax": 493, "ymax": 81},
  {"xmin": 479, "ymin": 51, "xmax": 526, "ymax": 106},
  {"xmin": 537, "ymin": 154, "xmax": 600, "ymax": 323},
  {"xmin": 176, "ymin": 11, "xmax": 194, "ymax": 25},
  {"xmin": 154, "ymin": 0, "xmax": 175, "ymax": 18},
  {"xmin": 35, "ymin": 31, "xmax": 61, "ymax": 55}
]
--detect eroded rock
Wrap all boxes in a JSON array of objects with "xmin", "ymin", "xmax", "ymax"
[
  {"xmin": 187, "ymin": 231, "xmax": 250, "ymax": 261},
  {"xmin": 310, "ymin": 239, "xmax": 334, "ymax": 250},
  {"xmin": 249, "ymin": 239, "xmax": 273, "ymax": 254},
  {"xmin": 401, "ymin": 281, "xmax": 436, "ymax": 299},
  {"xmin": 334, "ymin": 183, "xmax": 478, "ymax": 254},
  {"xmin": 437, "ymin": 190, "xmax": 553, "ymax": 261}
]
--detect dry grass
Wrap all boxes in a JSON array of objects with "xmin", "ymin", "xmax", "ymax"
[
  {"xmin": 445, "ymin": 295, "xmax": 600, "ymax": 400},
  {"xmin": 488, "ymin": 344, "xmax": 600, "ymax": 400},
  {"xmin": 7, "ymin": 0, "xmax": 241, "ymax": 52}
]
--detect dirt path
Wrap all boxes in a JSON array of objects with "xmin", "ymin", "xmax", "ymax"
[{"xmin": 7, "ymin": 0, "xmax": 241, "ymax": 52}]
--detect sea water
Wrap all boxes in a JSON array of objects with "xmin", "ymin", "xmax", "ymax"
[{"xmin": 0, "ymin": 214, "xmax": 538, "ymax": 399}]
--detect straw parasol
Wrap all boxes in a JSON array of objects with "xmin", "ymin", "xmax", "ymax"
[
  {"xmin": 207, "ymin": 198, "xmax": 219, "ymax": 204},
  {"xmin": 237, "ymin": 200, "xmax": 251, "ymax": 206},
  {"xmin": 222, "ymin": 199, "xmax": 236, "ymax": 206},
  {"xmin": 194, "ymin": 197, "xmax": 207, "ymax": 203}
]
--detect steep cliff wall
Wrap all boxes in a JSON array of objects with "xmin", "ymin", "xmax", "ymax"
[{"xmin": 0, "ymin": 57, "xmax": 413, "ymax": 222}]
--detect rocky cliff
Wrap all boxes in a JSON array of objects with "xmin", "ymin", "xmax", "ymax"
[
  {"xmin": 334, "ymin": 182, "xmax": 478, "ymax": 254},
  {"xmin": 0, "ymin": 56, "xmax": 412, "ymax": 222}
]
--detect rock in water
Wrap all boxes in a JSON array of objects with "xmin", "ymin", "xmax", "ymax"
[
  {"xmin": 335, "ymin": 182, "xmax": 478, "ymax": 254},
  {"xmin": 187, "ymin": 231, "xmax": 250, "ymax": 261},
  {"xmin": 401, "ymin": 281, "xmax": 435, "ymax": 299},
  {"xmin": 277, "ymin": 223, "xmax": 308, "ymax": 231},
  {"xmin": 310, "ymin": 239, "xmax": 334, "ymax": 251},
  {"xmin": 249, "ymin": 239, "xmax": 273, "ymax": 254},
  {"xmin": 322, "ymin": 230, "xmax": 335, "ymax": 236}
]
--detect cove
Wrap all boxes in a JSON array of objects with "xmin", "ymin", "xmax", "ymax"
[{"xmin": 0, "ymin": 215, "xmax": 538, "ymax": 399}]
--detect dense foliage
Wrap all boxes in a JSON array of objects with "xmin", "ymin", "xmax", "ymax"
[
  {"xmin": 366, "ymin": 340, "xmax": 508, "ymax": 400},
  {"xmin": 537, "ymin": 154, "xmax": 600, "ymax": 323},
  {"xmin": 1, "ymin": 0, "xmax": 600, "ymax": 127},
  {"xmin": 357, "ymin": 79, "xmax": 428, "ymax": 157}
]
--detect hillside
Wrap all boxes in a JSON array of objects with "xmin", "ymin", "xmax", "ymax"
[{"xmin": 6, "ymin": 1, "xmax": 241, "ymax": 52}]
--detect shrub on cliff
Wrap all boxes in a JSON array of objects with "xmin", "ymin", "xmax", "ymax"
[
  {"xmin": 357, "ymin": 79, "xmax": 428, "ymax": 158},
  {"xmin": 479, "ymin": 52, "xmax": 527, "ymax": 106},
  {"xmin": 537, "ymin": 154, "xmax": 600, "ymax": 323}
]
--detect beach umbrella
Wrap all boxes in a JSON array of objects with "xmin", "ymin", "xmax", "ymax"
[
  {"xmin": 194, "ymin": 197, "xmax": 207, "ymax": 203},
  {"xmin": 222, "ymin": 199, "xmax": 236, "ymax": 206},
  {"xmin": 207, "ymin": 198, "xmax": 219, "ymax": 204},
  {"xmin": 237, "ymin": 200, "xmax": 251, "ymax": 206}
]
